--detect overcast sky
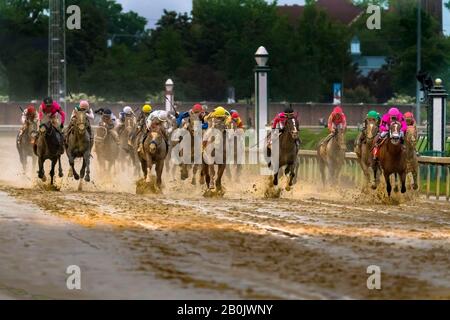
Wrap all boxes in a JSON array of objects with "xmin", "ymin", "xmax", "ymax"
[{"xmin": 116, "ymin": 0, "xmax": 450, "ymax": 34}]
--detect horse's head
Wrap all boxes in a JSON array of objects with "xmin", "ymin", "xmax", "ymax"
[
  {"xmin": 149, "ymin": 131, "xmax": 161, "ymax": 154},
  {"xmin": 74, "ymin": 110, "xmax": 87, "ymax": 134},
  {"xmin": 125, "ymin": 116, "xmax": 135, "ymax": 133},
  {"xmin": 406, "ymin": 126, "xmax": 417, "ymax": 146},
  {"xmin": 389, "ymin": 121, "xmax": 402, "ymax": 145},
  {"xmin": 284, "ymin": 117, "xmax": 299, "ymax": 140},
  {"xmin": 211, "ymin": 117, "xmax": 227, "ymax": 131},
  {"xmin": 366, "ymin": 118, "xmax": 378, "ymax": 140}
]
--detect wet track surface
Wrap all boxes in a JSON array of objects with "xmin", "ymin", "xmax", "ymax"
[{"xmin": 0, "ymin": 133, "xmax": 449, "ymax": 299}]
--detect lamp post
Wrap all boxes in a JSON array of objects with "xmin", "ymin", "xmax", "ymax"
[
  {"xmin": 165, "ymin": 79, "xmax": 174, "ymax": 112},
  {"xmin": 427, "ymin": 78, "xmax": 448, "ymax": 154},
  {"xmin": 254, "ymin": 46, "xmax": 270, "ymax": 148}
]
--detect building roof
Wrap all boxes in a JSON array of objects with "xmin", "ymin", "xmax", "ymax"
[{"xmin": 277, "ymin": 0, "xmax": 363, "ymax": 26}]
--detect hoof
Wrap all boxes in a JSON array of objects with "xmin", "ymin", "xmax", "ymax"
[
  {"xmin": 371, "ymin": 183, "xmax": 377, "ymax": 190},
  {"xmin": 413, "ymin": 184, "xmax": 419, "ymax": 191},
  {"xmin": 73, "ymin": 173, "xmax": 80, "ymax": 180},
  {"xmin": 191, "ymin": 178, "xmax": 196, "ymax": 186},
  {"xmin": 40, "ymin": 175, "xmax": 47, "ymax": 182},
  {"xmin": 59, "ymin": 171, "xmax": 64, "ymax": 178},
  {"xmin": 401, "ymin": 187, "xmax": 407, "ymax": 194},
  {"xmin": 85, "ymin": 175, "xmax": 90, "ymax": 183},
  {"xmin": 286, "ymin": 186, "xmax": 291, "ymax": 192}
]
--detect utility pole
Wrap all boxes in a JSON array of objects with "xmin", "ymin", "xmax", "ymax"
[
  {"xmin": 48, "ymin": 0, "xmax": 66, "ymax": 113},
  {"xmin": 416, "ymin": 0, "xmax": 422, "ymax": 124}
]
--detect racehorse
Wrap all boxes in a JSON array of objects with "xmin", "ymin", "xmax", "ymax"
[
  {"xmin": 95, "ymin": 121, "xmax": 119, "ymax": 176},
  {"xmin": 269, "ymin": 117, "xmax": 300, "ymax": 191},
  {"xmin": 378, "ymin": 121, "xmax": 407, "ymax": 197},
  {"xmin": 202, "ymin": 117, "xmax": 227, "ymax": 193},
  {"xmin": 138, "ymin": 124, "xmax": 168, "ymax": 188},
  {"xmin": 17, "ymin": 119, "xmax": 38, "ymax": 173},
  {"xmin": 318, "ymin": 127, "xmax": 346, "ymax": 185},
  {"xmin": 66, "ymin": 110, "xmax": 92, "ymax": 182},
  {"xmin": 179, "ymin": 113, "xmax": 205, "ymax": 185},
  {"xmin": 118, "ymin": 115, "xmax": 139, "ymax": 173},
  {"xmin": 355, "ymin": 118, "xmax": 380, "ymax": 188},
  {"xmin": 34, "ymin": 122, "xmax": 64, "ymax": 185},
  {"xmin": 404, "ymin": 125, "xmax": 419, "ymax": 191}
]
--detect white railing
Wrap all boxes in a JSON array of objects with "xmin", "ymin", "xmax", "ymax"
[{"xmin": 297, "ymin": 150, "xmax": 450, "ymax": 201}]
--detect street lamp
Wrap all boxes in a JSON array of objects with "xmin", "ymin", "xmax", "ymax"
[
  {"xmin": 254, "ymin": 46, "xmax": 270, "ymax": 149},
  {"xmin": 165, "ymin": 79, "xmax": 174, "ymax": 112}
]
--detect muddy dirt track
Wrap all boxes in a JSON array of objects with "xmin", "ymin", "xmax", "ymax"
[{"xmin": 0, "ymin": 132, "xmax": 449, "ymax": 299}]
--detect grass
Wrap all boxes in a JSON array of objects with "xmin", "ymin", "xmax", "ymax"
[{"xmin": 299, "ymin": 128, "xmax": 360, "ymax": 151}]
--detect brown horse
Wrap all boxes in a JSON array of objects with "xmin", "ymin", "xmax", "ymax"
[
  {"xmin": 404, "ymin": 125, "xmax": 419, "ymax": 190},
  {"xmin": 34, "ymin": 122, "xmax": 64, "ymax": 185},
  {"xmin": 66, "ymin": 110, "xmax": 92, "ymax": 182},
  {"xmin": 95, "ymin": 121, "xmax": 119, "ymax": 175},
  {"xmin": 202, "ymin": 118, "xmax": 227, "ymax": 193},
  {"xmin": 269, "ymin": 117, "xmax": 300, "ymax": 190},
  {"xmin": 378, "ymin": 121, "xmax": 407, "ymax": 197},
  {"xmin": 355, "ymin": 118, "xmax": 380, "ymax": 188},
  {"xmin": 318, "ymin": 127, "xmax": 346, "ymax": 185},
  {"xmin": 17, "ymin": 119, "xmax": 38, "ymax": 173},
  {"xmin": 138, "ymin": 126, "xmax": 168, "ymax": 188},
  {"xmin": 118, "ymin": 115, "xmax": 138, "ymax": 172},
  {"xmin": 179, "ymin": 113, "xmax": 204, "ymax": 185}
]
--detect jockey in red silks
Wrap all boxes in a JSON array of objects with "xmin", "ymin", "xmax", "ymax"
[
  {"xmin": 327, "ymin": 106, "xmax": 347, "ymax": 133},
  {"xmin": 372, "ymin": 107, "xmax": 407, "ymax": 159},
  {"xmin": 38, "ymin": 97, "xmax": 66, "ymax": 132},
  {"xmin": 267, "ymin": 105, "xmax": 300, "ymax": 153},
  {"xmin": 404, "ymin": 112, "xmax": 416, "ymax": 127}
]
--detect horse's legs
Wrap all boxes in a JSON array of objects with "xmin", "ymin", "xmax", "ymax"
[
  {"xmin": 216, "ymin": 164, "xmax": 226, "ymax": 191},
  {"xmin": 180, "ymin": 164, "xmax": 189, "ymax": 180},
  {"xmin": 50, "ymin": 158, "xmax": 57, "ymax": 185},
  {"xmin": 273, "ymin": 169, "xmax": 279, "ymax": 186},
  {"xmin": 394, "ymin": 173, "xmax": 399, "ymax": 193},
  {"xmin": 412, "ymin": 168, "xmax": 419, "ymax": 190},
  {"xmin": 68, "ymin": 152, "xmax": 79, "ymax": 180},
  {"xmin": 58, "ymin": 156, "xmax": 63, "ymax": 178},
  {"xmin": 145, "ymin": 155, "xmax": 153, "ymax": 183},
  {"xmin": 288, "ymin": 164, "xmax": 296, "ymax": 187},
  {"xmin": 384, "ymin": 172, "xmax": 392, "ymax": 197},
  {"xmin": 83, "ymin": 152, "xmax": 90, "ymax": 182},
  {"xmin": 191, "ymin": 164, "xmax": 198, "ymax": 185},
  {"xmin": 32, "ymin": 155, "xmax": 37, "ymax": 173},
  {"xmin": 140, "ymin": 160, "xmax": 147, "ymax": 179},
  {"xmin": 209, "ymin": 165, "xmax": 216, "ymax": 189},
  {"xmin": 155, "ymin": 160, "xmax": 164, "ymax": 187},
  {"xmin": 318, "ymin": 159, "xmax": 326, "ymax": 186},
  {"xmin": 203, "ymin": 164, "xmax": 210, "ymax": 187},
  {"xmin": 400, "ymin": 172, "xmax": 407, "ymax": 194},
  {"xmin": 38, "ymin": 157, "xmax": 46, "ymax": 181}
]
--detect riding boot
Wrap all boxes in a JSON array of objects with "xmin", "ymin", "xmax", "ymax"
[{"xmin": 372, "ymin": 135, "xmax": 381, "ymax": 161}]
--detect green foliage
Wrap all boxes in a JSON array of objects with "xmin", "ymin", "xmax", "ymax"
[{"xmin": 343, "ymin": 85, "xmax": 376, "ymax": 103}]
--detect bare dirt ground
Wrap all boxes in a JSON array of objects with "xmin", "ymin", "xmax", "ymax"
[{"xmin": 0, "ymin": 132, "xmax": 449, "ymax": 299}]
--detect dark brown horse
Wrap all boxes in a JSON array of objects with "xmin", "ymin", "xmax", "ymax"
[
  {"xmin": 269, "ymin": 117, "xmax": 300, "ymax": 190},
  {"xmin": 318, "ymin": 127, "xmax": 346, "ymax": 185},
  {"xmin": 66, "ymin": 110, "xmax": 92, "ymax": 182},
  {"xmin": 378, "ymin": 121, "xmax": 407, "ymax": 197},
  {"xmin": 202, "ymin": 118, "xmax": 227, "ymax": 193},
  {"xmin": 95, "ymin": 121, "xmax": 119, "ymax": 175},
  {"xmin": 17, "ymin": 119, "xmax": 38, "ymax": 173},
  {"xmin": 138, "ymin": 126, "xmax": 168, "ymax": 188},
  {"xmin": 179, "ymin": 113, "xmax": 204, "ymax": 185},
  {"xmin": 34, "ymin": 122, "xmax": 64, "ymax": 185},
  {"xmin": 404, "ymin": 125, "xmax": 419, "ymax": 190},
  {"xmin": 355, "ymin": 118, "xmax": 380, "ymax": 188}
]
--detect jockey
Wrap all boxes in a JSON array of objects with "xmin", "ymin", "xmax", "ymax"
[
  {"xmin": 117, "ymin": 106, "xmax": 136, "ymax": 134},
  {"xmin": 268, "ymin": 106, "xmax": 300, "ymax": 152},
  {"xmin": 38, "ymin": 97, "xmax": 66, "ymax": 133},
  {"xmin": 404, "ymin": 112, "xmax": 416, "ymax": 127},
  {"xmin": 132, "ymin": 104, "xmax": 153, "ymax": 143},
  {"xmin": 372, "ymin": 107, "xmax": 407, "ymax": 160},
  {"xmin": 327, "ymin": 106, "xmax": 347, "ymax": 134},
  {"xmin": 226, "ymin": 111, "xmax": 244, "ymax": 129},
  {"xmin": 67, "ymin": 100, "xmax": 95, "ymax": 148},
  {"xmin": 138, "ymin": 110, "xmax": 174, "ymax": 153},
  {"xmin": 203, "ymin": 106, "xmax": 230, "ymax": 124},
  {"xmin": 355, "ymin": 110, "xmax": 380, "ymax": 154},
  {"xmin": 17, "ymin": 105, "xmax": 38, "ymax": 145},
  {"xmin": 102, "ymin": 109, "xmax": 120, "ymax": 144},
  {"xmin": 177, "ymin": 104, "xmax": 208, "ymax": 129}
]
